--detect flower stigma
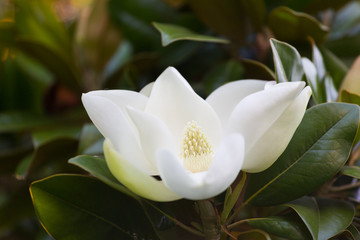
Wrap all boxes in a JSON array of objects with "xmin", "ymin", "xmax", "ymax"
[{"xmin": 181, "ymin": 121, "xmax": 213, "ymax": 173}]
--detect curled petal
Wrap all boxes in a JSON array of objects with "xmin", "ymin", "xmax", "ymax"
[
  {"xmin": 206, "ymin": 80, "xmax": 269, "ymax": 128},
  {"xmin": 104, "ymin": 140, "xmax": 181, "ymax": 202},
  {"xmin": 242, "ymin": 86, "xmax": 312, "ymax": 172},
  {"xmin": 140, "ymin": 82, "xmax": 154, "ymax": 97},
  {"xmin": 82, "ymin": 93, "xmax": 156, "ymax": 174},
  {"xmin": 127, "ymin": 107, "xmax": 176, "ymax": 172},
  {"xmin": 145, "ymin": 67, "xmax": 222, "ymax": 150},
  {"xmin": 227, "ymin": 81, "xmax": 309, "ymax": 172},
  {"xmin": 156, "ymin": 134, "xmax": 244, "ymax": 200}
]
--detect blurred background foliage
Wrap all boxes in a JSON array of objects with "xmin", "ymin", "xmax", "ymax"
[{"xmin": 1, "ymin": 0, "xmax": 360, "ymax": 239}]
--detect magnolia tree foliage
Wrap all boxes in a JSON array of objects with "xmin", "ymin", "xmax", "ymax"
[{"xmin": 2, "ymin": 0, "xmax": 360, "ymax": 240}]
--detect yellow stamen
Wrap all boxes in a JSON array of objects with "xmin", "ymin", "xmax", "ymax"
[{"xmin": 181, "ymin": 121, "xmax": 213, "ymax": 173}]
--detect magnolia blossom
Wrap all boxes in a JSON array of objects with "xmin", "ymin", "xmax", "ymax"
[{"xmin": 82, "ymin": 67, "xmax": 311, "ymax": 201}]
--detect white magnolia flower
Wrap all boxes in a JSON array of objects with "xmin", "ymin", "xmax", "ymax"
[{"xmin": 82, "ymin": 67, "xmax": 311, "ymax": 201}]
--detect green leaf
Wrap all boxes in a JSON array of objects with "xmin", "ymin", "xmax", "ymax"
[
  {"xmin": 240, "ymin": 58, "xmax": 275, "ymax": 80},
  {"xmin": 248, "ymin": 214, "xmax": 312, "ymax": 240},
  {"xmin": 268, "ymin": 7, "xmax": 329, "ymax": 43},
  {"xmin": 221, "ymin": 173, "xmax": 247, "ymax": 223},
  {"xmin": 30, "ymin": 174, "xmax": 160, "ymax": 240},
  {"xmin": 203, "ymin": 60, "xmax": 244, "ymax": 94},
  {"xmin": 245, "ymin": 103, "xmax": 360, "ymax": 206},
  {"xmin": 153, "ymin": 22, "xmax": 229, "ymax": 46},
  {"xmin": 317, "ymin": 198, "xmax": 354, "ymax": 240},
  {"xmin": 344, "ymin": 224, "xmax": 360, "ymax": 240},
  {"xmin": 69, "ymin": 155, "xmax": 137, "ymax": 198},
  {"xmin": 285, "ymin": 196, "xmax": 319, "ymax": 240},
  {"xmin": 341, "ymin": 166, "xmax": 360, "ymax": 178},
  {"xmin": 270, "ymin": 38, "xmax": 304, "ymax": 83}
]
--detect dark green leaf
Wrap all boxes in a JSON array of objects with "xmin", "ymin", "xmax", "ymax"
[
  {"xmin": 238, "ymin": 0, "xmax": 266, "ymax": 31},
  {"xmin": 246, "ymin": 103, "xmax": 360, "ymax": 206},
  {"xmin": 268, "ymin": 7, "xmax": 329, "ymax": 43},
  {"xmin": 248, "ymin": 214, "xmax": 312, "ymax": 240},
  {"xmin": 317, "ymin": 198, "xmax": 354, "ymax": 240},
  {"xmin": 285, "ymin": 196, "xmax": 319, "ymax": 240},
  {"xmin": 344, "ymin": 224, "xmax": 360, "ymax": 240},
  {"xmin": 270, "ymin": 38, "xmax": 304, "ymax": 83},
  {"xmin": 341, "ymin": 166, "xmax": 360, "ymax": 179},
  {"xmin": 30, "ymin": 174, "xmax": 160, "ymax": 240},
  {"xmin": 69, "ymin": 155, "xmax": 136, "ymax": 198},
  {"xmin": 153, "ymin": 22, "xmax": 229, "ymax": 46}
]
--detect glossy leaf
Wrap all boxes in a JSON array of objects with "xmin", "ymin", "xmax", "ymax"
[
  {"xmin": 268, "ymin": 7, "xmax": 329, "ymax": 43},
  {"xmin": 30, "ymin": 174, "xmax": 160, "ymax": 240},
  {"xmin": 341, "ymin": 166, "xmax": 360, "ymax": 179},
  {"xmin": 153, "ymin": 22, "xmax": 229, "ymax": 46},
  {"xmin": 270, "ymin": 38, "xmax": 304, "ymax": 83},
  {"xmin": 69, "ymin": 155, "xmax": 136, "ymax": 198},
  {"xmin": 285, "ymin": 196, "xmax": 319, "ymax": 240},
  {"xmin": 245, "ymin": 103, "xmax": 359, "ymax": 206},
  {"xmin": 248, "ymin": 214, "xmax": 312, "ymax": 240},
  {"xmin": 317, "ymin": 198, "xmax": 354, "ymax": 240}
]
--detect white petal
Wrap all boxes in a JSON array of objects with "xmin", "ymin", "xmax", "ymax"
[
  {"xmin": 140, "ymin": 82, "xmax": 154, "ymax": 97},
  {"xmin": 145, "ymin": 67, "xmax": 222, "ymax": 150},
  {"xmin": 156, "ymin": 134, "xmax": 244, "ymax": 200},
  {"xmin": 227, "ymin": 81, "xmax": 307, "ymax": 171},
  {"xmin": 241, "ymin": 86, "xmax": 311, "ymax": 172},
  {"xmin": 206, "ymin": 80, "xmax": 269, "ymax": 128},
  {"xmin": 81, "ymin": 94, "xmax": 157, "ymax": 174},
  {"xmin": 104, "ymin": 140, "xmax": 181, "ymax": 201},
  {"xmin": 83, "ymin": 90, "xmax": 148, "ymax": 111},
  {"xmin": 127, "ymin": 107, "xmax": 177, "ymax": 171}
]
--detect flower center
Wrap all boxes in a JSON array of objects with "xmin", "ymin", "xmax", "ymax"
[{"xmin": 181, "ymin": 121, "xmax": 213, "ymax": 173}]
